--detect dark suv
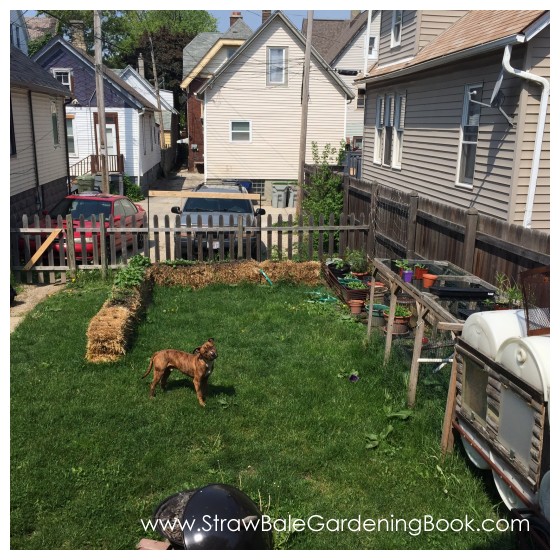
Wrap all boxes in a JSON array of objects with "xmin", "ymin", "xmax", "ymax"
[{"xmin": 171, "ymin": 184, "xmax": 266, "ymax": 259}]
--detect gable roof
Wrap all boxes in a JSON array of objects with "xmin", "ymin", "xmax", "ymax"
[
  {"xmin": 302, "ymin": 17, "xmax": 347, "ymax": 59},
  {"xmin": 196, "ymin": 10, "xmax": 354, "ymax": 99},
  {"xmin": 10, "ymin": 44, "xmax": 71, "ymax": 97},
  {"xmin": 358, "ymin": 10, "xmax": 548, "ymax": 84},
  {"xmin": 182, "ymin": 19, "xmax": 254, "ymax": 83},
  {"xmin": 32, "ymin": 36, "xmax": 158, "ymax": 111},
  {"xmin": 324, "ymin": 10, "xmax": 368, "ymax": 66}
]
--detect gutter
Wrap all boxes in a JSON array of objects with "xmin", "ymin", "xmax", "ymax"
[
  {"xmin": 501, "ymin": 44, "xmax": 549, "ymax": 229},
  {"xmin": 357, "ymin": 34, "xmax": 524, "ymax": 85}
]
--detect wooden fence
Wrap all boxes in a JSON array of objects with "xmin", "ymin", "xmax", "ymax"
[
  {"xmin": 10, "ymin": 211, "xmax": 369, "ymax": 284},
  {"xmin": 340, "ymin": 174, "xmax": 550, "ymax": 285}
]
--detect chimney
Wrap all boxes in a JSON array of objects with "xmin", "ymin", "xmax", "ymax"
[
  {"xmin": 69, "ymin": 20, "xmax": 86, "ymax": 51},
  {"xmin": 230, "ymin": 11, "xmax": 242, "ymax": 27},
  {"xmin": 262, "ymin": 10, "xmax": 272, "ymax": 24},
  {"xmin": 138, "ymin": 53, "xmax": 145, "ymax": 78},
  {"xmin": 350, "ymin": 10, "xmax": 361, "ymax": 20}
]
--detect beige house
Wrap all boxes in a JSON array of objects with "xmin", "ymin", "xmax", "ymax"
[
  {"xmin": 196, "ymin": 11, "xmax": 354, "ymax": 202},
  {"xmin": 357, "ymin": 10, "xmax": 550, "ymax": 232}
]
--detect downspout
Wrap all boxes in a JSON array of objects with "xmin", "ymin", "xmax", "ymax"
[
  {"xmin": 138, "ymin": 108, "xmax": 146, "ymax": 185},
  {"xmin": 203, "ymin": 91, "xmax": 207, "ymax": 183},
  {"xmin": 364, "ymin": 10, "xmax": 372, "ymax": 75},
  {"xmin": 501, "ymin": 44, "xmax": 549, "ymax": 229}
]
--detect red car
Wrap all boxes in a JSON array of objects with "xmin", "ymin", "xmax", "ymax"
[{"xmin": 22, "ymin": 192, "xmax": 147, "ymax": 263}]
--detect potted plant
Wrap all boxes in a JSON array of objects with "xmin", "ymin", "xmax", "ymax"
[
  {"xmin": 495, "ymin": 272, "xmax": 522, "ymax": 309},
  {"xmin": 346, "ymin": 248, "xmax": 369, "ymax": 276},
  {"xmin": 339, "ymin": 275, "xmax": 368, "ymax": 290},
  {"xmin": 383, "ymin": 304, "xmax": 412, "ymax": 334},
  {"xmin": 414, "ymin": 263, "xmax": 428, "ymax": 280},
  {"xmin": 422, "ymin": 273, "xmax": 438, "ymax": 288},
  {"xmin": 348, "ymin": 299, "xmax": 364, "ymax": 315},
  {"xmin": 326, "ymin": 257, "xmax": 351, "ymax": 277}
]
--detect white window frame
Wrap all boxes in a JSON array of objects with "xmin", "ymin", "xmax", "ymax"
[
  {"xmin": 357, "ymin": 88, "xmax": 366, "ymax": 109},
  {"xmin": 51, "ymin": 100, "xmax": 59, "ymax": 147},
  {"xmin": 52, "ymin": 68, "xmax": 73, "ymax": 91},
  {"xmin": 391, "ymin": 11, "xmax": 403, "ymax": 48},
  {"xmin": 368, "ymin": 11, "xmax": 380, "ymax": 59},
  {"xmin": 230, "ymin": 120, "xmax": 252, "ymax": 143},
  {"xmin": 267, "ymin": 47, "xmax": 287, "ymax": 86},
  {"xmin": 456, "ymin": 83, "xmax": 482, "ymax": 188},
  {"xmin": 66, "ymin": 116, "xmax": 78, "ymax": 156},
  {"xmin": 374, "ymin": 92, "xmax": 406, "ymax": 170}
]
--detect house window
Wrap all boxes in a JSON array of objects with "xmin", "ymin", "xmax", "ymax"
[
  {"xmin": 368, "ymin": 11, "xmax": 380, "ymax": 59},
  {"xmin": 374, "ymin": 92, "xmax": 406, "ymax": 169},
  {"xmin": 53, "ymin": 69, "xmax": 72, "ymax": 91},
  {"xmin": 357, "ymin": 89, "xmax": 365, "ymax": 108},
  {"xmin": 226, "ymin": 47, "xmax": 237, "ymax": 59},
  {"xmin": 66, "ymin": 116, "xmax": 77, "ymax": 155},
  {"xmin": 231, "ymin": 121, "xmax": 251, "ymax": 142},
  {"xmin": 457, "ymin": 84, "xmax": 482, "ymax": 187},
  {"xmin": 10, "ymin": 102, "xmax": 16, "ymax": 155},
  {"xmin": 353, "ymin": 136, "xmax": 363, "ymax": 150},
  {"xmin": 15, "ymin": 26, "xmax": 21, "ymax": 49},
  {"xmin": 267, "ymin": 47, "xmax": 286, "ymax": 85},
  {"xmin": 51, "ymin": 101, "xmax": 59, "ymax": 146},
  {"xmin": 391, "ymin": 11, "xmax": 403, "ymax": 48}
]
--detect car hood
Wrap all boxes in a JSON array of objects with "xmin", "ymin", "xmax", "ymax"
[{"xmin": 180, "ymin": 212, "xmax": 255, "ymax": 228}]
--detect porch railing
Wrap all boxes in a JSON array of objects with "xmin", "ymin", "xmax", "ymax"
[{"xmin": 69, "ymin": 154, "xmax": 125, "ymax": 178}]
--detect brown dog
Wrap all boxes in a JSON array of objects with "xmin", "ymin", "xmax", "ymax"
[{"xmin": 142, "ymin": 338, "xmax": 217, "ymax": 406}]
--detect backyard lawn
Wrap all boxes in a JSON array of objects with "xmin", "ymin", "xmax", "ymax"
[{"xmin": 10, "ymin": 273, "xmax": 515, "ymax": 549}]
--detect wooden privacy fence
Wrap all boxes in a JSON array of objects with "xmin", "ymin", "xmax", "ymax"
[
  {"xmin": 342, "ymin": 175, "xmax": 550, "ymax": 285},
  {"xmin": 10, "ymin": 211, "xmax": 370, "ymax": 283}
]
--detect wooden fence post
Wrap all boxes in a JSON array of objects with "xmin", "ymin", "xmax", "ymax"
[
  {"xmin": 99, "ymin": 213, "xmax": 107, "ymax": 279},
  {"xmin": 367, "ymin": 180, "xmax": 378, "ymax": 257},
  {"xmin": 66, "ymin": 214, "xmax": 76, "ymax": 276},
  {"xmin": 406, "ymin": 191, "xmax": 418, "ymax": 259},
  {"xmin": 342, "ymin": 175, "xmax": 350, "ymax": 217},
  {"xmin": 463, "ymin": 206, "xmax": 479, "ymax": 272}
]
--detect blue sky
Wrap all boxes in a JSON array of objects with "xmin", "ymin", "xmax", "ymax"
[{"xmin": 209, "ymin": 10, "xmax": 352, "ymax": 33}]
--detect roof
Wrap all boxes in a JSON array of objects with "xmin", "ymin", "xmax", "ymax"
[
  {"xmin": 10, "ymin": 44, "xmax": 71, "ymax": 97},
  {"xmin": 25, "ymin": 16, "xmax": 57, "ymax": 41},
  {"xmin": 324, "ymin": 11, "xmax": 369, "ymax": 65},
  {"xmin": 183, "ymin": 19, "xmax": 253, "ymax": 79},
  {"xmin": 360, "ymin": 10, "xmax": 548, "ymax": 84},
  {"xmin": 32, "ymin": 36, "xmax": 158, "ymax": 111},
  {"xmin": 197, "ymin": 11, "xmax": 354, "ymax": 99},
  {"xmin": 302, "ymin": 18, "xmax": 348, "ymax": 59}
]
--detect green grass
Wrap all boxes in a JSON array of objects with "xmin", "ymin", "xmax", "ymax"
[{"xmin": 10, "ymin": 274, "xmax": 513, "ymax": 550}]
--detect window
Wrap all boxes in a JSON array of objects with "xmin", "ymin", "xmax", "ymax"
[
  {"xmin": 226, "ymin": 47, "xmax": 237, "ymax": 59},
  {"xmin": 374, "ymin": 92, "xmax": 406, "ymax": 169},
  {"xmin": 51, "ymin": 101, "xmax": 59, "ymax": 146},
  {"xmin": 15, "ymin": 26, "xmax": 21, "ymax": 49},
  {"xmin": 10, "ymin": 102, "xmax": 16, "ymax": 156},
  {"xmin": 368, "ymin": 11, "xmax": 380, "ymax": 59},
  {"xmin": 267, "ymin": 47, "xmax": 286, "ymax": 85},
  {"xmin": 357, "ymin": 89, "xmax": 365, "ymax": 108},
  {"xmin": 66, "ymin": 116, "xmax": 77, "ymax": 155},
  {"xmin": 352, "ymin": 137, "xmax": 363, "ymax": 150},
  {"xmin": 231, "ymin": 121, "xmax": 251, "ymax": 142},
  {"xmin": 52, "ymin": 69, "xmax": 72, "ymax": 91},
  {"xmin": 456, "ymin": 84, "xmax": 482, "ymax": 187},
  {"xmin": 391, "ymin": 11, "xmax": 403, "ymax": 47}
]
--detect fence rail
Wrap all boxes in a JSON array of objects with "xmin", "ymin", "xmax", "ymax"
[{"xmin": 10, "ymin": 212, "xmax": 369, "ymax": 283}]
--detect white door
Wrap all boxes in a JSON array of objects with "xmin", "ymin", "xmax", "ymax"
[{"xmin": 96, "ymin": 124, "xmax": 117, "ymax": 156}]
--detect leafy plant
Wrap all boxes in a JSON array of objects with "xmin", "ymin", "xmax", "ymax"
[
  {"xmin": 365, "ymin": 425, "xmax": 393, "ymax": 449},
  {"xmin": 394, "ymin": 259, "xmax": 411, "ymax": 272},
  {"xmin": 393, "ymin": 304, "xmax": 412, "ymax": 318},
  {"xmin": 414, "ymin": 263, "xmax": 427, "ymax": 271},
  {"xmin": 123, "ymin": 174, "xmax": 144, "ymax": 201},
  {"xmin": 346, "ymin": 248, "xmax": 368, "ymax": 273},
  {"xmin": 495, "ymin": 272, "xmax": 522, "ymax": 307}
]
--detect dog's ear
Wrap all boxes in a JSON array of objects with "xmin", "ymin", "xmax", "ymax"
[
  {"xmin": 208, "ymin": 338, "xmax": 214, "ymax": 343},
  {"xmin": 193, "ymin": 346, "xmax": 201, "ymax": 354}
]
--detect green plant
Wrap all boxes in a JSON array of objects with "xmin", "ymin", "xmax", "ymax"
[
  {"xmin": 414, "ymin": 263, "xmax": 427, "ymax": 271},
  {"xmin": 495, "ymin": 272, "xmax": 522, "ymax": 307},
  {"xmin": 346, "ymin": 248, "xmax": 368, "ymax": 273},
  {"xmin": 123, "ymin": 174, "xmax": 144, "ymax": 201},
  {"xmin": 394, "ymin": 304, "xmax": 412, "ymax": 318},
  {"xmin": 394, "ymin": 259, "xmax": 411, "ymax": 272}
]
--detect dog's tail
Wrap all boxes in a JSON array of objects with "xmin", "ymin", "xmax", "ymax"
[{"xmin": 142, "ymin": 355, "xmax": 155, "ymax": 379}]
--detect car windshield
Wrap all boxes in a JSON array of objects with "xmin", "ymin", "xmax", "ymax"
[
  {"xmin": 48, "ymin": 198, "xmax": 113, "ymax": 220},
  {"xmin": 183, "ymin": 198, "xmax": 253, "ymax": 214}
]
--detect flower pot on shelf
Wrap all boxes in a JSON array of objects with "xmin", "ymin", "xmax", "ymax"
[
  {"xmin": 382, "ymin": 308, "xmax": 412, "ymax": 334},
  {"xmin": 422, "ymin": 273, "xmax": 438, "ymax": 288},
  {"xmin": 414, "ymin": 266, "xmax": 428, "ymax": 280},
  {"xmin": 402, "ymin": 269, "xmax": 413, "ymax": 283},
  {"xmin": 328, "ymin": 263, "xmax": 351, "ymax": 277},
  {"xmin": 348, "ymin": 299, "xmax": 364, "ymax": 315}
]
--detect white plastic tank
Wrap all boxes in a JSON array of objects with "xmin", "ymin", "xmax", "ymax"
[{"xmin": 461, "ymin": 309, "xmax": 526, "ymax": 360}]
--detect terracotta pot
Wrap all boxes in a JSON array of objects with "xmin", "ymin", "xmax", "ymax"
[
  {"xmin": 422, "ymin": 273, "xmax": 438, "ymax": 288},
  {"xmin": 348, "ymin": 299, "xmax": 363, "ymax": 315},
  {"xmin": 414, "ymin": 267, "xmax": 427, "ymax": 280}
]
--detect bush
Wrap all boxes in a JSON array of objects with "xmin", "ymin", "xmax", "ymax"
[{"xmin": 123, "ymin": 175, "xmax": 144, "ymax": 201}]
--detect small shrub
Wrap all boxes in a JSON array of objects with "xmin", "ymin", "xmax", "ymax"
[{"xmin": 123, "ymin": 175, "xmax": 144, "ymax": 201}]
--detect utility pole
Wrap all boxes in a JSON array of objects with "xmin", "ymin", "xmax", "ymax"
[
  {"xmin": 94, "ymin": 10, "xmax": 109, "ymax": 193},
  {"xmin": 148, "ymin": 34, "xmax": 165, "ymax": 149},
  {"xmin": 297, "ymin": 10, "xmax": 313, "ymax": 216}
]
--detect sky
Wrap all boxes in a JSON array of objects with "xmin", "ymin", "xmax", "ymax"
[{"xmin": 209, "ymin": 10, "xmax": 352, "ymax": 33}]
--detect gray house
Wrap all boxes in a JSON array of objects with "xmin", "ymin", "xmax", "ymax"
[
  {"xmin": 10, "ymin": 45, "xmax": 71, "ymax": 223},
  {"xmin": 357, "ymin": 10, "xmax": 550, "ymax": 232}
]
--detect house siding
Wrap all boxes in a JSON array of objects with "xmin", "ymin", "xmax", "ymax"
[
  {"xmin": 417, "ymin": 11, "xmax": 469, "ymax": 50},
  {"xmin": 362, "ymin": 50, "xmax": 526, "ymax": 221},
  {"xmin": 378, "ymin": 11, "xmax": 418, "ymax": 67},
  {"xmin": 205, "ymin": 19, "xmax": 347, "ymax": 181},
  {"xmin": 510, "ymin": 26, "xmax": 550, "ymax": 232},
  {"xmin": 11, "ymin": 89, "xmax": 37, "ymax": 198},
  {"xmin": 331, "ymin": 25, "xmax": 367, "ymax": 140}
]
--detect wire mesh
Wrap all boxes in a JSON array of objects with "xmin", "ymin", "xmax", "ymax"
[{"xmin": 520, "ymin": 266, "xmax": 550, "ymax": 336}]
